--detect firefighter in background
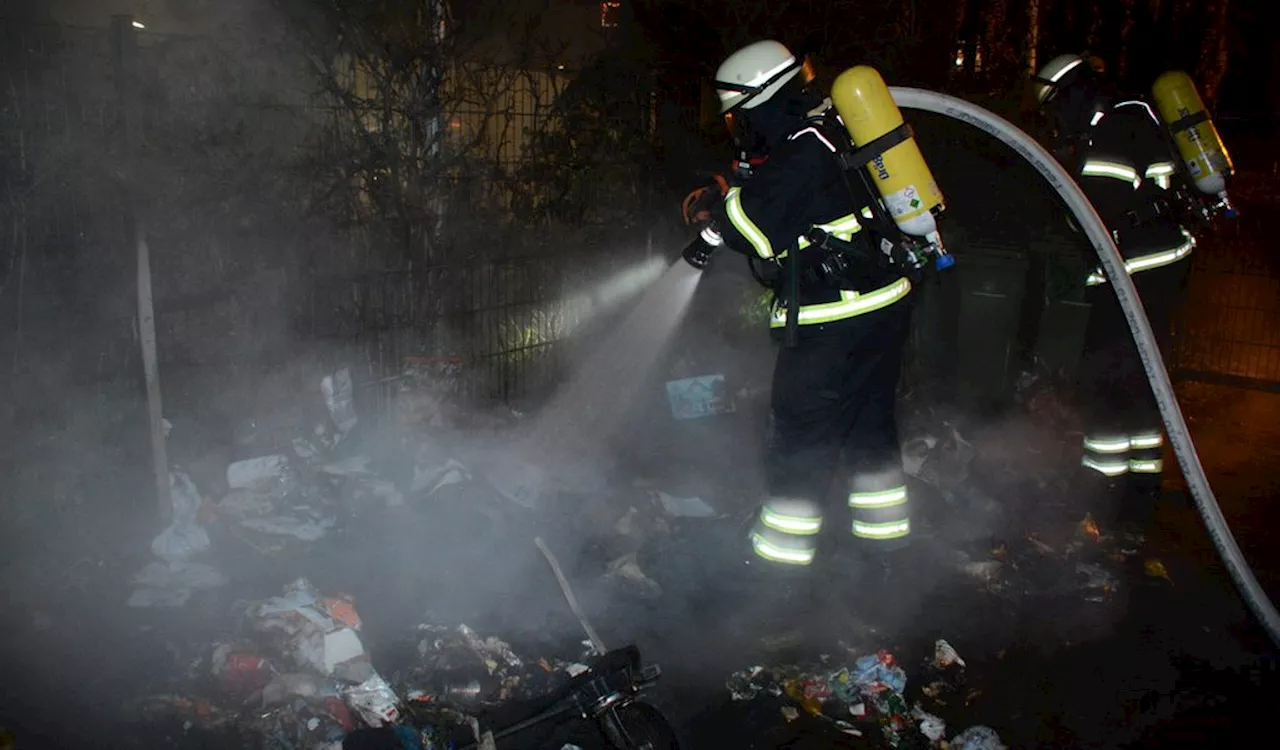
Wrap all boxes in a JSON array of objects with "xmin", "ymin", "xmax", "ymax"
[
  {"xmin": 1032, "ymin": 53, "xmax": 1206, "ymax": 526},
  {"xmin": 681, "ymin": 39, "xmax": 918, "ymax": 576}
]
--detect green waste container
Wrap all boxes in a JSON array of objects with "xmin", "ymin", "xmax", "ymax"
[
  {"xmin": 1032, "ymin": 240, "xmax": 1093, "ymax": 380},
  {"xmin": 954, "ymin": 245, "xmax": 1030, "ymax": 407}
]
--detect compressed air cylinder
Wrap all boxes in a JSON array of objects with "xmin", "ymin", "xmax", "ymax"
[
  {"xmin": 831, "ymin": 65, "xmax": 945, "ymax": 244},
  {"xmin": 1152, "ymin": 70, "xmax": 1234, "ymax": 197}
]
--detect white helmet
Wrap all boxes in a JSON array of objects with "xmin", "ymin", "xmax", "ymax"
[
  {"xmin": 713, "ymin": 40, "xmax": 803, "ymax": 113},
  {"xmin": 1032, "ymin": 53, "xmax": 1086, "ymax": 104}
]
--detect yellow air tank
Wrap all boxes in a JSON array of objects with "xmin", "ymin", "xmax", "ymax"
[
  {"xmin": 1152, "ymin": 70, "xmax": 1234, "ymax": 198},
  {"xmin": 831, "ymin": 65, "xmax": 945, "ymax": 246}
]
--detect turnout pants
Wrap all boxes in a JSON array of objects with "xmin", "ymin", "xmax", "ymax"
[
  {"xmin": 1078, "ymin": 259, "xmax": 1190, "ymax": 489},
  {"xmin": 750, "ymin": 300, "xmax": 913, "ymax": 568}
]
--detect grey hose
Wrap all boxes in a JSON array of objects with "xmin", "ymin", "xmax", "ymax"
[{"xmin": 888, "ymin": 86, "xmax": 1280, "ymax": 647}]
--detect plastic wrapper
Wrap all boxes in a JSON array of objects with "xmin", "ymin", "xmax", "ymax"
[
  {"xmin": 912, "ymin": 706, "xmax": 946, "ymax": 741},
  {"xmin": 322, "ymin": 368, "xmax": 358, "ymax": 435},
  {"xmin": 950, "ymin": 725, "xmax": 1007, "ymax": 750},
  {"xmin": 933, "ymin": 640, "xmax": 966, "ymax": 669},
  {"xmin": 227, "ymin": 455, "xmax": 292, "ymax": 491},
  {"xmin": 151, "ymin": 471, "xmax": 212, "ymax": 562},
  {"xmin": 849, "ymin": 651, "xmax": 907, "ymax": 695},
  {"xmin": 262, "ymin": 673, "xmax": 335, "ymax": 706},
  {"xmin": 344, "ymin": 674, "xmax": 402, "ymax": 728},
  {"xmin": 128, "ymin": 560, "xmax": 226, "ymax": 608},
  {"xmin": 211, "ymin": 644, "xmax": 275, "ymax": 696}
]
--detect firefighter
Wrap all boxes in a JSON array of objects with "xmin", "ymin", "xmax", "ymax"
[
  {"xmin": 1032, "ymin": 53, "xmax": 1198, "ymax": 527},
  {"xmin": 681, "ymin": 40, "xmax": 917, "ymax": 578}
]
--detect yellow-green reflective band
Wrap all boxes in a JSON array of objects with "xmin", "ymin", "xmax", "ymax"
[
  {"xmin": 848, "ymin": 486, "xmax": 907, "ymax": 509},
  {"xmin": 1085, "ymin": 234, "xmax": 1195, "ymax": 286},
  {"xmin": 724, "ymin": 187, "xmax": 774, "ymax": 260},
  {"xmin": 1082, "ymin": 159, "xmax": 1140, "ymax": 186},
  {"xmin": 861, "ymin": 206, "xmax": 874, "ymax": 219},
  {"xmin": 1084, "ymin": 436, "xmax": 1131, "ymax": 454},
  {"xmin": 852, "ymin": 519, "xmax": 910, "ymax": 540},
  {"xmin": 1145, "ymin": 162, "xmax": 1176, "ymax": 178},
  {"xmin": 1082, "ymin": 456, "xmax": 1130, "ymax": 476},
  {"xmin": 1129, "ymin": 458, "xmax": 1163, "ymax": 474},
  {"xmin": 760, "ymin": 507, "xmax": 823, "ymax": 536},
  {"xmin": 751, "ymin": 533, "xmax": 815, "ymax": 565},
  {"xmin": 796, "ymin": 213, "xmax": 863, "ymax": 250},
  {"xmin": 770, "ymin": 277, "xmax": 911, "ymax": 327},
  {"xmin": 1129, "ymin": 432, "xmax": 1164, "ymax": 450}
]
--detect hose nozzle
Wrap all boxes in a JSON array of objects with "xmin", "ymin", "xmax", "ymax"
[{"xmin": 682, "ymin": 225, "xmax": 723, "ymax": 270}]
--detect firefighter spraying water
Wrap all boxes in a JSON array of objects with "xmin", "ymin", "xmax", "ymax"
[
  {"xmin": 674, "ymin": 40, "xmax": 953, "ymax": 636},
  {"xmin": 502, "ymin": 43, "xmax": 1280, "ymax": 653}
]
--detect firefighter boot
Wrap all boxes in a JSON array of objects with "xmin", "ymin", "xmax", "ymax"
[
  {"xmin": 1078, "ymin": 462, "xmax": 1128, "ymax": 532},
  {"xmin": 1115, "ymin": 474, "xmax": 1162, "ymax": 538}
]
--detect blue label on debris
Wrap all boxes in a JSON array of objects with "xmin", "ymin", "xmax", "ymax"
[{"xmin": 666, "ymin": 374, "xmax": 734, "ymax": 420}]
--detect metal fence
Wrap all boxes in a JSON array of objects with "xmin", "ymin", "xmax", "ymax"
[
  {"xmin": 1, "ymin": 16, "xmax": 665, "ymax": 438},
  {"xmin": 1174, "ymin": 206, "xmax": 1280, "ymax": 391},
  {"xmin": 1172, "ymin": 129, "xmax": 1280, "ymax": 392},
  {"xmin": 304, "ymin": 235, "xmax": 664, "ymax": 415}
]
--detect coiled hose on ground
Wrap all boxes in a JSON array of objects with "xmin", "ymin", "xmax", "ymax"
[{"xmin": 888, "ymin": 86, "xmax": 1280, "ymax": 648}]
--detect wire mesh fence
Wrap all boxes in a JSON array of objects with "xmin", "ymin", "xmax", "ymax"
[
  {"xmin": 1, "ymin": 16, "xmax": 665, "ymax": 437},
  {"xmin": 1172, "ymin": 131, "xmax": 1280, "ymax": 392}
]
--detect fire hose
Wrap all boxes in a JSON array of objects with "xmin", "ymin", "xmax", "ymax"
[{"xmin": 886, "ymin": 87, "xmax": 1280, "ymax": 647}]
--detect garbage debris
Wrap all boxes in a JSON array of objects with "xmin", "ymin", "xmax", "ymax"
[
  {"xmin": 934, "ymin": 639, "xmax": 966, "ymax": 670},
  {"xmin": 151, "ymin": 471, "xmax": 212, "ymax": 562},
  {"xmin": 135, "ymin": 579, "xmax": 404, "ymax": 745},
  {"xmin": 248, "ymin": 578, "xmax": 376, "ymax": 681},
  {"xmin": 411, "ymin": 457, "xmax": 471, "ymax": 497},
  {"xmin": 605, "ymin": 552, "xmax": 664, "ymax": 599},
  {"xmin": 227, "ymin": 455, "xmax": 292, "ymax": 492},
  {"xmin": 128, "ymin": 560, "xmax": 227, "ymax": 609},
  {"xmin": 322, "ymin": 367, "xmax": 358, "ymax": 435},
  {"xmin": 902, "ymin": 425, "xmax": 976, "ymax": 491},
  {"xmin": 665, "ymin": 374, "xmax": 735, "ymax": 420},
  {"xmin": 950, "ymin": 725, "xmax": 1007, "ymax": 750},
  {"xmin": 655, "ymin": 490, "xmax": 717, "ymax": 518},
  {"xmin": 344, "ymin": 674, "xmax": 402, "ymax": 727},
  {"xmin": 483, "ymin": 454, "xmax": 546, "ymax": 509},
  {"xmin": 1144, "ymin": 558, "xmax": 1173, "ymax": 584},
  {"xmin": 1078, "ymin": 513, "xmax": 1102, "ymax": 543},
  {"xmin": 724, "ymin": 643, "xmax": 999, "ymax": 749}
]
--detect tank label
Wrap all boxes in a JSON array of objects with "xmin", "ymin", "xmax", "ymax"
[
  {"xmin": 872, "ymin": 154, "xmax": 891, "ymax": 181},
  {"xmin": 885, "ymin": 184, "xmax": 923, "ymax": 218}
]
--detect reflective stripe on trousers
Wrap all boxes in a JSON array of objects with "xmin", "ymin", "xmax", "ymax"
[
  {"xmin": 751, "ymin": 497, "xmax": 822, "ymax": 566},
  {"xmin": 1082, "ymin": 430, "xmax": 1164, "ymax": 476},
  {"xmin": 848, "ymin": 468, "xmax": 910, "ymax": 542}
]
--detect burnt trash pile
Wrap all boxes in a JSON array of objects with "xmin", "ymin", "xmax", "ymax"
[
  {"xmin": 721, "ymin": 640, "xmax": 1003, "ymax": 749},
  {"xmin": 133, "ymin": 578, "xmax": 664, "ymax": 750},
  {"xmin": 127, "ymin": 363, "xmax": 541, "ymax": 612}
]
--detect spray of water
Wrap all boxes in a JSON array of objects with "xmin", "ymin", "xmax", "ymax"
[{"xmin": 520, "ymin": 261, "xmax": 704, "ymax": 479}]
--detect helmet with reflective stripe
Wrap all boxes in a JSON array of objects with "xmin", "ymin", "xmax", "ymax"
[
  {"xmin": 714, "ymin": 40, "xmax": 803, "ymax": 114},
  {"xmin": 1032, "ymin": 53, "xmax": 1087, "ymax": 105}
]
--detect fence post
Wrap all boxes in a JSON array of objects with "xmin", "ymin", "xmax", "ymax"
[{"xmin": 113, "ymin": 14, "xmax": 172, "ymax": 522}]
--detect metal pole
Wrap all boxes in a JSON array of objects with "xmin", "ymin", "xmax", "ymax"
[{"xmin": 113, "ymin": 14, "xmax": 172, "ymax": 521}]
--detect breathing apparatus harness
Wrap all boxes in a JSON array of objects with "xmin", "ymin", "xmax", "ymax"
[
  {"xmin": 682, "ymin": 110, "xmax": 943, "ymax": 346},
  {"xmin": 767, "ymin": 108, "xmax": 943, "ymax": 344},
  {"xmin": 810, "ymin": 109, "xmax": 940, "ymax": 279}
]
